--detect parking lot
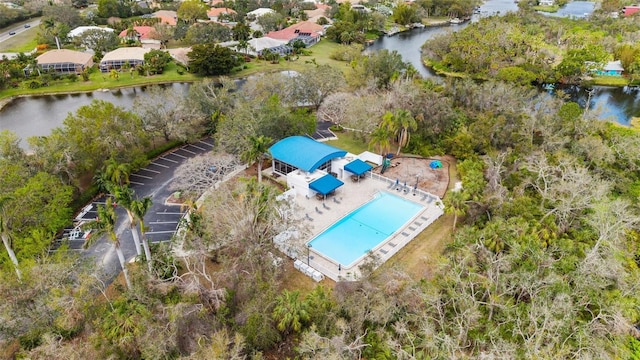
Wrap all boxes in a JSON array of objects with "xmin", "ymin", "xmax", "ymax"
[{"xmin": 53, "ymin": 138, "xmax": 215, "ymax": 253}]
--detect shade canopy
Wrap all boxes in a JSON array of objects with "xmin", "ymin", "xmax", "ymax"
[
  {"xmin": 344, "ymin": 159, "xmax": 373, "ymax": 175},
  {"xmin": 430, "ymin": 160, "xmax": 443, "ymax": 169},
  {"xmin": 309, "ymin": 174, "xmax": 344, "ymax": 195}
]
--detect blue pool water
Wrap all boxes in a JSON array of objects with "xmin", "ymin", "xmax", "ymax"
[{"xmin": 308, "ymin": 192, "xmax": 424, "ymax": 266}]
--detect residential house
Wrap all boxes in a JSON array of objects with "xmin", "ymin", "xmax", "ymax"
[
  {"xmin": 265, "ymin": 21, "xmax": 323, "ymax": 47},
  {"xmin": 68, "ymin": 26, "xmax": 115, "ymax": 38},
  {"xmin": 304, "ymin": 3, "xmax": 332, "ymax": 24},
  {"xmin": 622, "ymin": 5, "xmax": 640, "ymax": 16},
  {"xmin": 538, "ymin": 0, "xmax": 554, "ymax": 6},
  {"xmin": 100, "ymin": 47, "xmax": 151, "ymax": 72},
  {"xmin": 27, "ymin": 49, "xmax": 93, "ymax": 75},
  {"xmin": 153, "ymin": 10, "xmax": 178, "ymax": 26},
  {"xmin": 118, "ymin": 26, "xmax": 156, "ymax": 42},
  {"xmin": 596, "ymin": 60, "xmax": 624, "ymax": 77},
  {"xmin": 247, "ymin": 7, "xmax": 276, "ymax": 19},
  {"xmin": 207, "ymin": 7, "xmax": 236, "ymax": 22}
]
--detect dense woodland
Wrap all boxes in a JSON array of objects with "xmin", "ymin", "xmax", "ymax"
[
  {"xmin": 422, "ymin": 11, "xmax": 640, "ymax": 83},
  {"xmin": 3, "ymin": 4, "xmax": 640, "ymax": 359}
]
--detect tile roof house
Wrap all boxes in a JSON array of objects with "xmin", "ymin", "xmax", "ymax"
[
  {"xmin": 153, "ymin": 10, "xmax": 178, "ymax": 26},
  {"xmin": 207, "ymin": 7, "xmax": 236, "ymax": 21},
  {"xmin": 31, "ymin": 49, "xmax": 94, "ymax": 75},
  {"xmin": 265, "ymin": 21, "xmax": 324, "ymax": 46},
  {"xmin": 118, "ymin": 26, "xmax": 156, "ymax": 41}
]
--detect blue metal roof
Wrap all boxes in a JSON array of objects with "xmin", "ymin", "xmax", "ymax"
[
  {"xmin": 269, "ymin": 136, "xmax": 347, "ymax": 172},
  {"xmin": 309, "ymin": 174, "xmax": 344, "ymax": 195},
  {"xmin": 344, "ymin": 159, "xmax": 373, "ymax": 175}
]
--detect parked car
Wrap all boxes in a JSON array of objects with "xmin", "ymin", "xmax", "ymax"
[{"xmin": 9, "ymin": 31, "xmax": 16, "ymax": 35}]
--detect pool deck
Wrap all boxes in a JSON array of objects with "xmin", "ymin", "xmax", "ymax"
[{"xmin": 268, "ymin": 169, "xmax": 445, "ymax": 282}]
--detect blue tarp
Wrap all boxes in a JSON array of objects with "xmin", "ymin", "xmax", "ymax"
[
  {"xmin": 344, "ymin": 159, "xmax": 373, "ymax": 176},
  {"xmin": 430, "ymin": 160, "xmax": 443, "ymax": 169},
  {"xmin": 309, "ymin": 174, "xmax": 344, "ymax": 195}
]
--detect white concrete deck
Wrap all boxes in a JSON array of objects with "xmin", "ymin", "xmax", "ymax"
[{"xmin": 268, "ymin": 169, "xmax": 444, "ymax": 282}]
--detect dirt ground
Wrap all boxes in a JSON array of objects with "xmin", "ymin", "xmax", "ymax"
[{"xmin": 372, "ymin": 156, "xmax": 451, "ymax": 199}]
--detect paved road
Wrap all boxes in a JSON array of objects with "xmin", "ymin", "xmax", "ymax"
[
  {"xmin": 56, "ymin": 138, "xmax": 215, "ymax": 279},
  {"xmin": 0, "ymin": 18, "xmax": 40, "ymax": 44}
]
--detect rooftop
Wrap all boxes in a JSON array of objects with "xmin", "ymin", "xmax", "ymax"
[
  {"xmin": 269, "ymin": 136, "xmax": 347, "ymax": 172},
  {"xmin": 101, "ymin": 47, "xmax": 151, "ymax": 62},
  {"xmin": 36, "ymin": 49, "xmax": 93, "ymax": 65}
]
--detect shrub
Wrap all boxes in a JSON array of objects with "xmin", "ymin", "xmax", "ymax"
[{"xmin": 28, "ymin": 80, "xmax": 41, "ymax": 89}]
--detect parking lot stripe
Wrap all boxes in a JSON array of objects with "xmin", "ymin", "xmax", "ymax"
[
  {"xmin": 170, "ymin": 152, "xmax": 187, "ymax": 159},
  {"xmin": 181, "ymin": 147, "xmax": 196, "ymax": 155},
  {"xmin": 157, "ymin": 212, "xmax": 184, "ymax": 215},
  {"xmin": 189, "ymin": 144, "xmax": 207, "ymax": 151},
  {"xmin": 130, "ymin": 181, "xmax": 145, "ymax": 186},
  {"xmin": 151, "ymin": 161, "xmax": 169, "ymax": 168},
  {"xmin": 198, "ymin": 140, "xmax": 214, "ymax": 147},
  {"xmin": 160, "ymin": 156, "xmax": 178, "ymax": 163},
  {"xmin": 149, "ymin": 221, "xmax": 178, "ymax": 224},
  {"xmin": 139, "ymin": 168, "xmax": 160, "ymax": 174},
  {"xmin": 145, "ymin": 230, "xmax": 178, "ymax": 234},
  {"xmin": 131, "ymin": 173, "xmax": 152, "ymax": 180}
]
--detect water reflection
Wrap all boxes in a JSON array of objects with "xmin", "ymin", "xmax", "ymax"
[{"xmin": 0, "ymin": 83, "xmax": 191, "ymax": 145}]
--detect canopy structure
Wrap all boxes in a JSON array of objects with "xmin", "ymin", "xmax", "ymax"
[
  {"xmin": 309, "ymin": 174, "xmax": 344, "ymax": 195},
  {"xmin": 430, "ymin": 160, "xmax": 443, "ymax": 169},
  {"xmin": 269, "ymin": 136, "xmax": 347, "ymax": 173},
  {"xmin": 344, "ymin": 159, "xmax": 373, "ymax": 176}
]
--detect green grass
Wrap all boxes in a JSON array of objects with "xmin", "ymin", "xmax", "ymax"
[
  {"xmin": 0, "ymin": 27, "xmax": 38, "ymax": 53},
  {"xmin": 590, "ymin": 76, "xmax": 629, "ymax": 86},
  {"xmin": 0, "ymin": 62, "xmax": 201, "ymax": 100},
  {"xmin": 233, "ymin": 39, "xmax": 352, "ymax": 78},
  {"xmin": 533, "ymin": 5, "xmax": 560, "ymax": 12},
  {"xmin": 325, "ymin": 131, "xmax": 369, "ymax": 154},
  {"xmin": 0, "ymin": 39, "xmax": 351, "ymax": 100}
]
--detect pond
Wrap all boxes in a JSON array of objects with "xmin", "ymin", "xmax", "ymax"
[{"xmin": 541, "ymin": 1, "xmax": 597, "ymax": 19}]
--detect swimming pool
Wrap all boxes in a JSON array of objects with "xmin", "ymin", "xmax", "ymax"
[{"xmin": 308, "ymin": 192, "xmax": 424, "ymax": 267}]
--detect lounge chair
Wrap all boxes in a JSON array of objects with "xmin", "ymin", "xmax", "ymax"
[
  {"xmin": 323, "ymin": 202, "xmax": 330, "ymax": 210},
  {"xmin": 351, "ymin": 175, "xmax": 359, "ymax": 182},
  {"xmin": 305, "ymin": 213, "xmax": 314, "ymax": 221},
  {"xmin": 315, "ymin": 206, "xmax": 323, "ymax": 214}
]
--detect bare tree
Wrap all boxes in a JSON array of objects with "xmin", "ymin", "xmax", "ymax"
[
  {"xmin": 134, "ymin": 85, "xmax": 207, "ymax": 143},
  {"xmin": 170, "ymin": 152, "xmax": 241, "ymax": 199}
]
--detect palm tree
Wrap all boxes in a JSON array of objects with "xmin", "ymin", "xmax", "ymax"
[
  {"xmin": 391, "ymin": 109, "xmax": 417, "ymax": 156},
  {"xmin": 368, "ymin": 125, "xmax": 392, "ymax": 155},
  {"xmin": 130, "ymin": 197, "xmax": 153, "ymax": 273},
  {"xmin": 114, "ymin": 186, "xmax": 143, "ymax": 257},
  {"xmin": 102, "ymin": 158, "xmax": 131, "ymax": 187},
  {"xmin": 272, "ymin": 290, "xmax": 310, "ymax": 334},
  {"xmin": 241, "ymin": 135, "xmax": 272, "ymax": 183},
  {"xmin": 445, "ymin": 190, "xmax": 469, "ymax": 231},
  {"xmin": 83, "ymin": 197, "xmax": 132, "ymax": 289},
  {"xmin": 0, "ymin": 195, "xmax": 21, "ymax": 280}
]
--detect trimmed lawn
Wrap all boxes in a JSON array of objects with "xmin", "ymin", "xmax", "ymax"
[
  {"xmin": 0, "ymin": 26, "xmax": 38, "ymax": 53},
  {"xmin": 0, "ymin": 62, "xmax": 201, "ymax": 100},
  {"xmin": 0, "ymin": 39, "xmax": 352, "ymax": 100},
  {"xmin": 234, "ymin": 39, "xmax": 353, "ymax": 78},
  {"xmin": 325, "ymin": 131, "xmax": 369, "ymax": 154}
]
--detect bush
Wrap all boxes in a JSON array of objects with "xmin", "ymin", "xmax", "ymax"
[
  {"xmin": 28, "ymin": 80, "xmax": 41, "ymax": 89},
  {"xmin": 66, "ymin": 74, "xmax": 79, "ymax": 82},
  {"xmin": 329, "ymin": 124, "xmax": 344, "ymax": 132}
]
